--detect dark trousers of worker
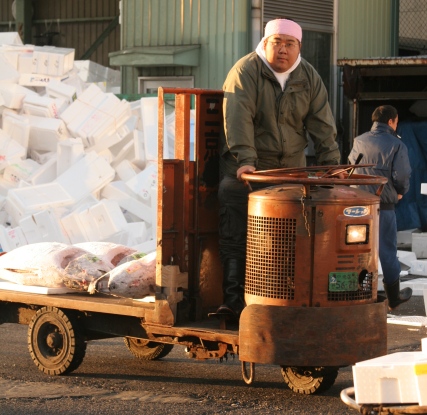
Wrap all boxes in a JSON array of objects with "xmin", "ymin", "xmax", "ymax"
[
  {"xmin": 218, "ymin": 175, "xmax": 269, "ymax": 315},
  {"xmin": 379, "ymin": 209, "xmax": 400, "ymax": 285}
]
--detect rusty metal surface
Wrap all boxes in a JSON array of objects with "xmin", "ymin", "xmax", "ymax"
[
  {"xmin": 337, "ymin": 56, "xmax": 427, "ymax": 67},
  {"xmin": 245, "ymin": 184, "xmax": 380, "ymax": 307},
  {"xmin": 157, "ymin": 87, "xmax": 224, "ymax": 318},
  {"xmin": 239, "ymin": 302, "xmax": 388, "ymax": 366},
  {"xmin": 0, "ymin": 290, "xmax": 153, "ymax": 317}
]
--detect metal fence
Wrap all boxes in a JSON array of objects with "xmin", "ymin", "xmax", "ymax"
[{"xmin": 399, "ymin": 0, "xmax": 427, "ymax": 53}]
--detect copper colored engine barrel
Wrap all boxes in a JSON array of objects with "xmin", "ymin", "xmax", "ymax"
[{"xmin": 244, "ymin": 184, "xmax": 380, "ymax": 308}]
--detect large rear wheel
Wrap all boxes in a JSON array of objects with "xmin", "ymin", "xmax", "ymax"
[
  {"xmin": 281, "ymin": 366, "xmax": 339, "ymax": 394},
  {"xmin": 124, "ymin": 337, "xmax": 174, "ymax": 360},
  {"xmin": 28, "ymin": 306, "xmax": 86, "ymax": 375}
]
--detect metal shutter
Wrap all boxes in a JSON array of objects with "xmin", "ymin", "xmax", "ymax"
[{"xmin": 263, "ymin": 0, "xmax": 334, "ymax": 33}]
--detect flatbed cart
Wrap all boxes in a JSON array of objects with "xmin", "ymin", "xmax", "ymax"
[
  {"xmin": 341, "ymin": 387, "xmax": 427, "ymax": 414},
  {"xmin": 0, "ymin": 87, "xmax": 389, "ymax": 394}
]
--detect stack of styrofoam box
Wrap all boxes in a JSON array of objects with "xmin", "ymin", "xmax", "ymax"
[
  {"xmin": 352, "ymin": 338, "xmax": 427, "ymax": 405},
  {"xmin": 0, "ymin": 39, "xmax": 170, "ymax": 255}
]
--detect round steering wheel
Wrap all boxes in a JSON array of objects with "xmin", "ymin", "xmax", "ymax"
[{"xmin": 241, "ymin": 164, "xmax": 388, "ymax": 186}]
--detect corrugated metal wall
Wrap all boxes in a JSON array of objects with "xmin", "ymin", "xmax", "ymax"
[
  {"xmin": 263, "ymin": 0, "xmax": 334, "ymax": 32},
  {"xmin": 338, "ymin": 0, "xmax": 398, "ymax": 59},
  {"xmin": 0, "ymin": 0, "xmax": 120, "ymax": 68},
  {"xmin": 120, "ymin": 0, "xmax": 250, "ymax": 93}
]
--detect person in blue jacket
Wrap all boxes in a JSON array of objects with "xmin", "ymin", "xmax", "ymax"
[{"xmin": 348, "ymin": 105, "xmax": 412, "ymax": 310}]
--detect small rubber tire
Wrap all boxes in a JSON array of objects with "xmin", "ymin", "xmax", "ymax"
[
  {"xmin": 124, "ymin": 337, "xmax": 174, "ymax": 360},
  {"xmin": 281, "ymin": 366, "xmax": 339, "ymax": 394},
  {"xmin": 28, "ymin": 306, "xmax": 86, "ymax": 376}
]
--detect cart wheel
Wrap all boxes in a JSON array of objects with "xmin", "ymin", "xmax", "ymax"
[
  {"xmin": 28, "ymin": 306, "xmax": 86, "ymax": 376},
  {"xmin": 281, "ymin": 366, "xmax": 339, "ymax": 394},
  {"xmin": 124, "ymin": 337, "xmax": 174, "ymax": 360}
]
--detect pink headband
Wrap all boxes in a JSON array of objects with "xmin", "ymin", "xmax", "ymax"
[{"xmin": 264, "ymin": 19, "xmax": 302, "ymax": 42}]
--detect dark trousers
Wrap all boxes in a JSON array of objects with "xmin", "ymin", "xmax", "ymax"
[
  {"xmin": 218, "ymin": 175, "xmax": 270, "ymax": 264},
  {"xmin": 379, "ymin": 209, "xmax": 400, "ymax": 285},
  {"xmin": 218, "ymin": 175, "xmax": 250, "ymax": 264}
]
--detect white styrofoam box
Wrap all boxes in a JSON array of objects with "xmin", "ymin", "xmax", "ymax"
[
  {"xmin": 400, "ymin": 277, "xmax": 427, "ymax": 295},
  {"xmin": 125, "ymin": 162, "xmax": 157, "ymax": 202},
  {"xmin": 3, "ymin": 158, "xmax": 40, "ymax": 185},
  {"xmin": 0, "ymin": 54, "xmax": 20, "ymax": 84},
  {"xmin": 77, "ymin": 83, "xmax": 104, "ymax": 106},
  {"xmin": 46, "ymin": 80, "xmax": 77, "ymax": 105},
  {"xmin": 0, "ymin": 225, "xmax": 28, "ymax": 252},
  {"xmin": 89, "ymin": 199, "xmax": 128, "ymax": 240},
  {"xmin": 421, "ymin": 183, "xmax": 427, "ymax": 195},
  {"xmin": 2, "ymin": 112, "xmax": 30, "ymax": 148},
  {"xmin": 29, "ymin": 148, "xmax": 56, "ymax": 164},
  {"xmin": 1, "ymin": 45, "xmax": 26, "ymax": 69},
  {"xmin": 141, "ymin": 97, "xmax": 161, "ymax": 161},
  {"xmin": 0, "ymin": 177, "xmax": 16, "ymax": 197},
  {"xmin": 54, "ymin": 151, "xmax": 115, "ymax": 202},
  {"xmin": 98, "ymin": 149, "xmax": 113, "ymax": 165},
  {"xmin": 397, "ymin": 250, "xmax": 417, "ymax": 268},
  {"xmin": 18, "ymin": 73, "xmax": 69, "ymax": 87},
  {"xmin": 116, "ymin": 159, "xmax": 141, "ymax": 182},
  {"xmin": 59, "ymin": 99, "xmax": 93, "ymax": 126},
  {"xmin": 411, "ymin": 260, "xmax": 427, "ymax": 277},
  {"xmin": 132, "ymin": 239, "xmax": 156, "ymax": 254},
  {"xmin": 47, "ymin": 47, "xmax": 75, "ymax": 76},
  {"xmin": 0, "ymin": 83, "xmax": 37, "ymax": 109},
  {"xmin": 22, "ymin": 94, "xmax": 62, "ymax": 118},
  {"xmin": 0, "ymin": 32, "xmax": 23, "ymax": 45},
  {"xmin": 60, "ymin": 211, "xmax": 88, "ymax": 244},
  {"xmin": 59, "ymin": 194, "xmax": 98, "ymax": 243},
  {"xmin": 85, "ymin": 114, "xmax": 116, "ymax": 146},
  {"xmin": 56, "ymin": 138, "xmax": 85, "ymax": 177},
  {"xmin": 74, "ymin": 60, "xmax": 120, "ymax": 85},
  {"xmin": 126, "ymin": 221, "xmax": 150, "ymax": 246},
  {"xmin": 412, "ymin": 230, "xmax": 427, "ymax": 259},
  {"xmin": 8, "ymin": 182, "xmax": 75, "ymax": 217},
  {"xmin": 111, "ymin": 136, "xmax": 135, "ymax": 168},
  {"xmin": 0, "ymin": 130, "xmax": 27, "ymax": 171},
  {"xmin": 101, "ymin": 181, "xmax": 153, "ymax": 224},
  {"xmin": 17, "ymin": 52, "xmax": 33, "ymax": 73},
  {"xmin": 28, "ymin": 156, "xmax": 57, "ymax": 185},
  {"xmin": 19, "ymin": 210, "xmax": 70, "ymax": 245},
  {"xmin": 27, "ymin": 114, "xmax": 69, "ymax": 152},
  {"xmin": 397, "ymin": 228, "xmax": 419, "ymax": 245},
  {"xmin": 352, "ymin": 345, "xmax": 427, "ymax": 405},
  {"xmin": 133, "ymin": 129, "xmax": 146, "ymax": 170},
  {"xmin": 86, "ymin": 131, "xmax": 123, "ymax": 154}
]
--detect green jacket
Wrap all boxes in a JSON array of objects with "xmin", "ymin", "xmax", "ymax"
[{"xmin": 220, "ymin": 52, "xmax": 340, "ymax": 176}]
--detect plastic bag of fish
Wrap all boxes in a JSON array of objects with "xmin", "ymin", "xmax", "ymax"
[{"xmin": 0, "ymin": 241, "xmax": 156, "ymax": 299}]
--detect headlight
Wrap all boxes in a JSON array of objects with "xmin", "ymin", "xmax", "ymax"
[{"xmin": 346, "ymin": 224, "xmax": 368, "ymax": 244}]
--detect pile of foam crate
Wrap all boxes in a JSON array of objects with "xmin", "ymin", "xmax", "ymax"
[{"xmin": 0, "ymin": 33, "xmax": 176, "ymax": 253}]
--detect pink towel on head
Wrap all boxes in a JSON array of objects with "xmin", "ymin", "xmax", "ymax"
[{"xmin": 263, "ymin": 19, "xmax": 302, "ymax": 42}]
